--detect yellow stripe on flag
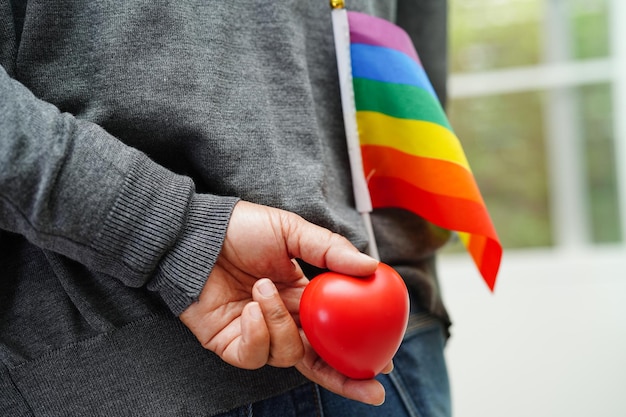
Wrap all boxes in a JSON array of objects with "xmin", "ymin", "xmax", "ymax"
[{"xmin": 356, "ymin": 111, "xmax": 471, "ymax": 171}]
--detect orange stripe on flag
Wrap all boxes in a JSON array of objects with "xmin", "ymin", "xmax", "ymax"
[{"xmin": 361, "ymin": 145, "xmax": 482, "ymax": 203}]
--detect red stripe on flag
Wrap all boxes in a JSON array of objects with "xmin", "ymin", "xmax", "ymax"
[
  {"xmin": 368, "ymin": 176, "xmax": 501, "ymax": 288},
  {"xmin": 367, "ymin": 176, "xmax": 499, "ymax": 242},
  {"xmin": 467, "ymin": 235, "xmax": 502, "ymax": 290}
]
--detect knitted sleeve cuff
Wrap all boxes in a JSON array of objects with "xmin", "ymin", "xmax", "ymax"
[
  {"xmin": 93, "ymin": 154, "xmax": 238, "ymax": 315},
  {"xmin": 149, "ymin": 193, "xmax": 238, "ymax": 315}
]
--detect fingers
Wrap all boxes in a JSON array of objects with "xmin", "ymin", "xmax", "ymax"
[
  {"xmin": 295, "ymin": 333, "xmax": 386, "ymax": 406},
  {"xmin": 252, "ymin": 278, "xmax": 304, "ymax": 367},
  {"xmin": 228, "ymin": 201, "xmax": 377, "ymax": 278},
  {"xmin": 221, "ymin": 277, "xmax": 306, "ymax": 369},
  {"xmin": 220, "ymin": 279, "xmax": 304, "ymax": 369},
  {"xmin": 280, "ymin": 210, "xmax": 379, "ymax": 277},
  {"xmin": 382, "ymin": 361, "xmax": 394, "ymax": 374},
  {"xmin": 237, "ymin": 302, "xmax": 270, "ymax": 368}
]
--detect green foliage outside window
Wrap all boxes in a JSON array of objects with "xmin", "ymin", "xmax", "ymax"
[{"xmin": 447, "ymin": 0, "xmax": 620, "ymax": 249}]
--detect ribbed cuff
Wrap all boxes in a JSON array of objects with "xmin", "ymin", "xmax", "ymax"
[
  {"xmin": 150, "ymin": 193, "xmax": 238, "ymax": 315},
  {"xmin": 93, "ymin": 155, "xmax": 238, "ymax": 314}
]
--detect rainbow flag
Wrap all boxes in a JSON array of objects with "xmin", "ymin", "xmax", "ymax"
[{"xmin": 347, "ymin": 11, "xmax": 502, "ymax": 289}]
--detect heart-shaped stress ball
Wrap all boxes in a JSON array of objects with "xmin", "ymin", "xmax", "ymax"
[{"xmin": 299, "ymin": 263, "xmax": 409, "ymax": 379}]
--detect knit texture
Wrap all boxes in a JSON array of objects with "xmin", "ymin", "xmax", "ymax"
[{"xmin": 0, "ymin": 0, "xmax": 450, "ymax": 415}]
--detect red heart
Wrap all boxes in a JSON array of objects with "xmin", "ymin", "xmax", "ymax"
[{"xmin": 299, "ymin": 263, "xmax": 409, "ymax": 379}]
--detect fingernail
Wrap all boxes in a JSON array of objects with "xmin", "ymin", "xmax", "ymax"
[
  {"xmin": 356, "ymin": 251, "xmax": 378, "ymax": 263},
  {"xmin": 372, "ymin": 389, "xmax": 386, "ymax": 406},
  {"xmin": 249, "ymin": 302, "xmax": 263, "ymax": 320},
  {"xmin": 257, "ymin": 279, "xmax": 275, "ymax": 298}
]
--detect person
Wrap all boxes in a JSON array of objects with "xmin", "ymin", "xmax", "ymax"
[{"xmin": 0, "ymin": 0, "xmax": 452, "ymax": 415}]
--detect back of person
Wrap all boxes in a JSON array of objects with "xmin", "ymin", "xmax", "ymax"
[{"xmin": 0, "ymin": 1, "xmax": 452, "ymax": 415}]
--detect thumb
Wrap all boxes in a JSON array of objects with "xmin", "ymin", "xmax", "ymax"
[{"xmin": 281, "ymin": 211, "xmax": 378, "ymax": 276}]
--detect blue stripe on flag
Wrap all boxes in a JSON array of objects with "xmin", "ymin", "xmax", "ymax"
[{"xmin": 350, "ymin": 43, "xmax": 438, "ymax": 100}]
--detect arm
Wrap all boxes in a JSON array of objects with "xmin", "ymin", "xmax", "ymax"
[
  {"xmin": 0, "ymin": 65, "xmax": 235, "ymax": 315},
  {"xmin": 181, "ymin": 200, "xmax": 387, "ymax": 405},
  {"xmin": 1, "ymin": 66, "xmax": 387, "ymax": 405}
]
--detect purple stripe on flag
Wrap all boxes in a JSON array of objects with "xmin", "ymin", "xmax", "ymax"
[{"xmin": 347, "ymin": 11, "xmax": 421, "ymax": 66}]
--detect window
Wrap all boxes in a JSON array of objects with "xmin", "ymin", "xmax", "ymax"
[{"xmin": 447, "ymin": 0, "xmax": 624, "ymax": 250}]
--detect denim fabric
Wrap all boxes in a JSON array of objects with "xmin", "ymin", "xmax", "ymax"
[{"xmin": 216, "ymin": 313, "xmax": 451, "ymax": 417}]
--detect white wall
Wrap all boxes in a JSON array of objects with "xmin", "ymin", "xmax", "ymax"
[{"xmin": 439, "ymin": 247, "xmax": 626, "ymax": 417}]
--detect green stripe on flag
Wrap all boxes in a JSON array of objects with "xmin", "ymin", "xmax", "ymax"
[{"xmin": 353, "ymin": 77, "xmax": 451, "ymax": 130}]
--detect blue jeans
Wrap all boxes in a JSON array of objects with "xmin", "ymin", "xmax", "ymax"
[{"xmin": 217, "ymin": 312, "xmax": 451, "ymax": 417}]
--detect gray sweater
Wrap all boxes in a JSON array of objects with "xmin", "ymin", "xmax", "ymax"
[{"xmin": 0, "ymin": 0, "xmax": 450, "ymax": 415}]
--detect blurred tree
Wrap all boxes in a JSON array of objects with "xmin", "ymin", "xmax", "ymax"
[{"xmin": 447, "ymin": 0, "xmax": 619, "ymax": 249}]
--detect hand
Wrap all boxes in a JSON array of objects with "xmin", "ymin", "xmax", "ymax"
[
  {"xmin": 180, "ymin": 200, "xmax": 385, "ymax": 405},
  {"xmin": 297, "ymin": 334, "xmax": 394, "ymax": 406}
]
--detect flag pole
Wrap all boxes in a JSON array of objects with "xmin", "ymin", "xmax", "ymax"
[{"xmin": 330, "ymin": 0, "xmax": 380, "ymax": 260}]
